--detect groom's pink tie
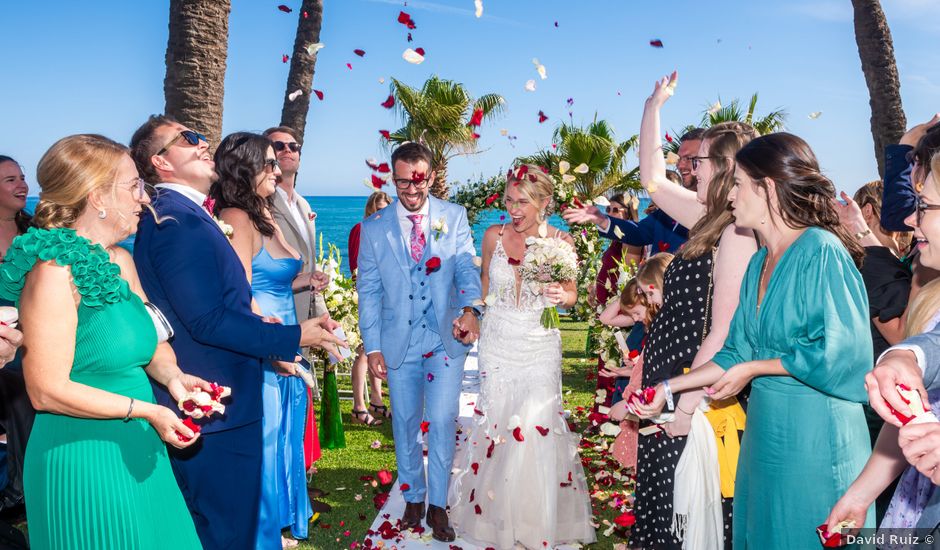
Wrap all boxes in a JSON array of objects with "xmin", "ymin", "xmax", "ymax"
[{"xmin": 407, "ymin": 214, "xmax": 426, "ymax": 262}]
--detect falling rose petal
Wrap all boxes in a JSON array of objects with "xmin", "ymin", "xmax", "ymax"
[
  {"xmin": 422, "ymin": 351, "xmax": 434, "ymax": 359},
  {"xmin": 665, "ymin": 151, "xmax": 680, "ymax": 165},
  {"xmin": 594, "ymin": 196, "xmax": 610, "ymax": 207},
  {"xmin": 407, "ymin": 32, "xmax": 413, "ymax": 42},
  {"xmin": 420, "ymin": 421, "xmax": 430, "ymax": 433},
  {"xmin": 664, "ymin": 132, "xmax": 674, "ymax": 143},
  {"xmin": 649, "ymin": 38, "xmax": 664, "ymax": 48},
  {"xmin": 313, "ymin": 89, "xmax": 324, "ymax": 100},
  {"xmin": 474, "ymin": 0, "xmax": 483, "ymax": 18},
  {"xmin": 379, "ymin": 130, "xmax": 391, "ymax": 140},
  {"xmin": 306, "ymin": 42, "xmax": 325, "ymax": 56},
  {"xmin": 707, "ymin": 100, "xmax": 722, "ymax": 115},
  {"xmin": 613, "ymin": 226, "xmax": 625, "ymax": 239},
  {"xmin": 469, "ymin": 108, "xmax": 484, "ymax": 127},
  {"xmin": 485, "ymin": 192, "xmax": 500, "ymax": 206},
  {"xmin": 346, "ymin": 62, "xmax": 352, "ymax": 70},
  {"xmin": 397, "ymin": 10, "xmax": 416, "ymax": 29},
  {"xmin": 402, "ymin": 48, "xmax": 425, "ymax": 64},
  {"xmin": 538, "ymin": 110, "xmax": 549, "ymax": 123},
  {"xmin": 808, "ymin": 111, "xmax": 823, "ymax": 119},
  {"xmin": 472, "ymin": 132, "xmax": 481, "ymax": 140},
  {"xmin": 524, "ymin": 79, "xmax": 537, "ymax": 92},
  {"xmin": 414, "ymin": 47, "xmax": 426, "ymax": 56},
  {"xmin": 532, "ymin": 58, "xmax": 547, "ymax": 80},
  {"xmin": 378, "ymin": 77, "xmax": 385, "ymax": 84},
  {"xmin": 558, "ymin": 160, "xmax": 570, "ymax": 174},
  {"xmin": 380, "ymin": 95, "xmax": 395, "ymax": 109},
  {"xmin": 536, "ymin": 425, "xmax": 549, "ymax": 436},
  {"xmin": 554, "ymin": 21, "xmax": 559, "ymax": 27},
  {"xmin": 427, "ymin": 373, "xmax": 434, "ymax": 382},
  {"xmin": 377, "ymin": 163, "xmax": 390, "ymax": 173},
  {"xmin": 512, "ymin": 426, "xmax": 524, "ymax": 441},
  {"xmin": 499, "ymin": 129, "xmax": 509, "ymax": 136},
  {"xmin": 277, "ymin": 4, "xmax": 292, "ymax": 13},
  {"xmin": 288, "ymin": 89, "xmax": 303, "ymax": 102},
  {"xmin": 371, "ymin": 174, "xmax": 386, "ymax": 189},
  {"xmin": 366, "ymin": 158, "xmax": 380, "ymax": 170},
  {"xmin": 354, "ymin": 49, "xmax": 366, "ymax": 57},
  {"xmin": 566, "ymin": 97, "xmax": 574, "ymax": 107},
  {"xmin": 574, "ymin": 163, "xmax": 589, "ymax": 174},
  {"xmin": 282, "ymin": 54, "xmax": 290, "ymax": 63},
  {"xmin": 560, "ymin": 174, "xmax": 576, "ymax": 184}
]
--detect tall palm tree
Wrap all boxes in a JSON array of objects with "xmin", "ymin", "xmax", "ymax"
[
  {"xmin": 280, "ymin": 0, "xmax": 324, "ymax": 143},
  {"xmin": 852, "ymin": 0, "xmax": 906, "ymax": 177},
  {"xmin": 164, "ymin": 0, "xmax": 231, "ymax": 147},
  {"xmin": 386, "ymin": 76, "xmax": 505, "ymax": 198},
  {"xmin": 521, "ymin": 119, "xmax": 641, "ymax": 200}
]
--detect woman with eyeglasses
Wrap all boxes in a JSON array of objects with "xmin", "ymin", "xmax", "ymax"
[
  {"xmin": 0, "ymin": 135, "xmax": 206, "ymax": 548},
  {"xmin": 208, "ymin": 132, "xmax": 313, "ymax": 548},
  {"xmin": 637, "ymin": 133, "xmax": 874, "ymax": 549}
]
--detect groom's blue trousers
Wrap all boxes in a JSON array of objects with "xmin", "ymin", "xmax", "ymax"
[{"xmin": 387, "ymin": 324, "xmax": 465, "ymax": 508}]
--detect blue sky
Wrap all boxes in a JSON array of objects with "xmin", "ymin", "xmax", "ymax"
[{"xmin": 1, "ymin": 0, "xmax": 937, "ymax": 196}]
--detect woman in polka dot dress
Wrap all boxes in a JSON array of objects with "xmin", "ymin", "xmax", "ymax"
[{"xmin": 629, "ymin": 75, "xmax": 761, "ymax": 549}]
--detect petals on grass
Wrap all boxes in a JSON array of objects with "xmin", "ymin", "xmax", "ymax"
[
  {"xmin": 377, "ymin": 469, "xmax": 393, "ymax": 485},
  {"xmin": 402, "ymin": 48, "xmax": 425, "ymax": 64},
  {"xmin": 370, "ymin": 439, "xmax": 382, "ymax": 449},
  {"xmin": 380, "ymin": 95, "xmax": 395, "ymax": 109}
]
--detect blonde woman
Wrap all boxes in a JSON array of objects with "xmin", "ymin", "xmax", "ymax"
[
  {"xmin": 448, "ymin": 165, "xmax": 596, "ymax": 549},
  {"xmin": 1, "ymin": 135, "xmax": 204, "ymax": 548}
]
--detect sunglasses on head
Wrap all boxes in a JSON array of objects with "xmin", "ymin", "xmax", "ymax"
[
  {"xmin": 157, "ymin": 130, "xmax": 206, "ymax": 156},
  {"xmin": 273, "ymin": 141, "xmax": 301, "ymax": 153}
]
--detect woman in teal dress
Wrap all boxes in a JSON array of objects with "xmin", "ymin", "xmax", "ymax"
[
  {"xmin": 2, "ymin": 134, "xmax": 206, "ymax": 549},
  {"xmin": 637, "ymin": 133, "xmax": 874, "ymax": 548},
  {"xmin": 210, "ymin": 133, "xmax": 324, "ymax": 548}
]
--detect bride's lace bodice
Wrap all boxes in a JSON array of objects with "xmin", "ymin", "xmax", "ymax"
[{"xmin": 488, "ymin": 237, "xmax": 546, "ymax": 312}]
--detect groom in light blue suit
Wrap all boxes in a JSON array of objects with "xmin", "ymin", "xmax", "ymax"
[{"xmin": 357, "ymin": 143, "xmax": 482, "ymax": 542}]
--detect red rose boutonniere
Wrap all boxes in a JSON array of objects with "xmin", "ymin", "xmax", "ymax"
[{"xmin": 425, "ymin": 256, "xmax": 441, "ymax": 275}]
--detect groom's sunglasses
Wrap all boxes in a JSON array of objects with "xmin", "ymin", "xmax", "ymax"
[{"xmin": 156, "ymin": 130, "xmax": 207, "ymax": 156}]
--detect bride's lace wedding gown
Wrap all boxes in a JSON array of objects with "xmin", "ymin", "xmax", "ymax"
[{"xmin": 448, "ymin": 229, "xmax": 596, "ymax": 549}]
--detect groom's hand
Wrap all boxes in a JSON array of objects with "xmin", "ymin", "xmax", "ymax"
[
  {"xmin": 453, "ymin": 311, "xmax": 480, "ymax": 344},
  {"xmin": 367, "ymin": 352, "xmax": 388, "ymax": 380}
]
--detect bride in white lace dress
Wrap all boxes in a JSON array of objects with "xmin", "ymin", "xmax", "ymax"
[{"xmin": 448, "ymin": 166, "xmax": 596, "ymax": 549}]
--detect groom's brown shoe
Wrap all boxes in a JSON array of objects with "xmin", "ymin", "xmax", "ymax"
[
  {"xmin": 400, "ymin": 501, "xmax": 425, "ymax": 531},
  {"xmin": 426, "ymin": 505, "xmax": 456, "ymax": 542}
]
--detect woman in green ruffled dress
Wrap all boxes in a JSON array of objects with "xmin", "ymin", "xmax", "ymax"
[{"xmin": 1, "ymin": 134, "xmax": 205, "ymax": 549}]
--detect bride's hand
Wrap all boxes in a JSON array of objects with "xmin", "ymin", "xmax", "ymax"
[{"xmin": 543, "ymin": 283, "xmax": 565, "ymax": 305}]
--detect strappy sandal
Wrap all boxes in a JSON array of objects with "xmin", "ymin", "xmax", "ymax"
[
  {"xmin": 369, "ymin": 403, "xmax": 392, "ymax": 418},
  {"xmin": 351, "ymin": 409, "xmax": 382, "ymax": 426}
]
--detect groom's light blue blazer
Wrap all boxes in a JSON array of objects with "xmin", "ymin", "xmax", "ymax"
[{"xmin": 357, "ymin": 196, "xmax": 482, "ymax": 369}]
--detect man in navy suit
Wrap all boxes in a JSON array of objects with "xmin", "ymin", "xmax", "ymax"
[{"xmin": 129, "ymin": 115, "xmax": 344, "ymax": 549}]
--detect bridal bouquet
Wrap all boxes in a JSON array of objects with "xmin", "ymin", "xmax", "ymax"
[{"xmin": 519, "ymin": 236, "xmax": 579, "ymax": 328}]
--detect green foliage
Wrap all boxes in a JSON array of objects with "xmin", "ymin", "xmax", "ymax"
[
  {"xmin": 451, "ymin": 173, "xmax": 506, "ymax": 226},
  {"xmin": 666, "ymin": 93, "xmax": 788, "ymax": 154}
]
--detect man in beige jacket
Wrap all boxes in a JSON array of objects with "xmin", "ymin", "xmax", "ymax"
[{"xmin": 263, "ymin": 126, "xmax": 329, "ymax": 320}]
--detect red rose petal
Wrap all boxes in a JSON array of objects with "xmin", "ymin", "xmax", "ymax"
[
  {"xmin": 469, "ymin": 108, "xmax": 484, "ymax": 127},
  {"xmin": 538, "ymin": 110, "xmax": 548, "ymax": 123},
  {"xmin": 379, "ymin": 130, "xmax": 391, "ymax": 140},
  {"xmin": 377, "ymin": 162, "xmax": 391, "ymax": 173},
  {"xmin": 512, "ymin": 426, "xmax": 524, "ymax": 442},
  {"xmin": 415, "ymin": 47, "xmax": 425, "ymax": 56},
  {"xmin": 485, "ymin": 192, "xmax": 500, "ymax": 206},
  {"xmin": 535, "ymin": 425, "xmax": 549, "ymax": 436},
  {"xmin": 282, "ymin": 54, "xmax": 289, "ymax": 63},
  {"xmin": 377, "ymin": 469, "xmax": 393, "ymax": 485},
  {"xmin": 313, "ymin": 89, "xmax": 324, "ymax": 100},
  {"xmin": 507, "ymin": 257, "xmax": 521, "ymax": 266},
  {"xmin": 472, "ymin": 132, "xmax": 481, "ymax": 140},
  {"xmin": 422, "ymin": 351, "xmax": 434, "ymax": 358},
  {"xmin": 277, "ymin": 4, "xmax": 292, "ymax": 13},
  {"xmin": 371, "ymin": 174, "xmax": 386, "ymax": 189},
  {"xmin": 471, "ymin": 462, "xmax": 480, "ymax": 474},
  {"xmin": 650, "ymin": 38, "xmax": 664, "ymax": 48},
  {"xmin": 658, "ymin": 241, "xmax": 670, "ymax": 252},
  {"xmin": 407, "ymin": 32, "xmax": 413, "ymax": 42},
  {"xmin": 474, "ymin": 504, "xmax": 482, "ymax": 515},
  {"xmin": 354, "ymin": 49, "xmax": 366, "ymax": 57},
  {"xmin": 427, "ymin": 373, "xmax": 434, "ymax": 382},
  {"xmin": 346, "ymin": 63, "xmax": 352, "ymax": 70},
  {"xmin": 420, "ymin": 421, "xmax": 430, "ymax": 433},
  {"xmin": 303, "ymin": 10, "xmax": 308, "ymax": 18},
  {"xmin": 665, "ymin": 132, "xmax": 673, "ymax": 143},
  {"xmin": 400, "ymin": 483, "xmax": 410, "ymax": 491},
  {"xmin": 411, "ymin": 170, "xmax": 426, "ymax": 183},
  {"xmin": 486, "ymin": 440, "xmax": 495, "ymax": 458},
  {"xmin": 381, "ymin": 95, "xmax": 395, "ymax": 109},
  {"xmin": 469, "ymin": 489, "xmax": 475, "ymax": 502}
]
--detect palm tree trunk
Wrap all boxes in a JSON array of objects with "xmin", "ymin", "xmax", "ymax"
[
  {"xmin": 430, "ymin": 159, "xmax": 449, "ymax": 199},
  {"xmin": 280, "ymin": 0, "xmax": 324, "ymax": 144},
  {"xmin": 164, "ymin": 0, "xmax": 231, "ymax": 148},
  {"xmin": 852, "ymin": 0, "xmax": 906, "ymax": 178}
]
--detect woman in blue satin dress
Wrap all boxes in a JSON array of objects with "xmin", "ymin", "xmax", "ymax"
[{"xmin": 210, "ymin": 132, "xmax": 320, "ymax": 548}]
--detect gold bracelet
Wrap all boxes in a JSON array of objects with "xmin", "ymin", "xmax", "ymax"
[{"xmin": 855, "ymin": 228, "xmax": 872, "ymax": 240}]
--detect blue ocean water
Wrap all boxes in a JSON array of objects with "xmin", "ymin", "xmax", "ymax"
[{"xmin": 25, "ymin": 196, "xmax": 651, "ymax": 277}]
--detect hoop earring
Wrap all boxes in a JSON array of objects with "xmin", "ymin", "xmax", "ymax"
[{"xmin": 98, "ymin": 210, "xmax": 107, "ymax": 219}]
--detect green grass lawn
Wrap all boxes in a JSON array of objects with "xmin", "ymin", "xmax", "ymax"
[{"xmin": 307, "ymin": 319, "xmax": 634, "ymax": 549}]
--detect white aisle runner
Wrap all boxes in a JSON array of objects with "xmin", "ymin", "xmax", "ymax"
[{"xmin": 366, "ymin": 347, "xmax": 582, "ymax": 549}]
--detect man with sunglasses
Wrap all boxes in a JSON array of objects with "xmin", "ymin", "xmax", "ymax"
[
  {"xmin": 129, "ymin": 115, "xmax": 346, "ymax": 550},
  {"xmin": 881, "ymin": 114, "xmax": 940, "ymax": 232},
  {"xmin": 357, "ymin": 142, "xmax": 481, "ymax": 542},
  {"xmin": 262, "ymin": 127, "xmax": 330, "ymax": 324}
]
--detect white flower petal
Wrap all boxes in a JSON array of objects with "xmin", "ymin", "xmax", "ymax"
[
  {"xmin": 574, "ymin": 163, "xmax": 589, "ymax": 174},
  {"xmin": 558, "ymin": 160, "xmax": 570, "ymax": 174},
  {"xmin": 808, "ymin": 111, "xmax": 822, "ymax": 119},
  {"xmin": 665, "ymin": 151, "xmax": 679, "ymax": 165},
  {"xmin": 474, "ymin": 0, "xmax": 483, "ymax": 18},
  {"xmin": 524, "ymin": 79, "xmax": 536, "ymax": 92},
  {"xmin": 593, "ymin": 196, "xmax": 610, "ymax": 207},
  {"xmin": 707, "ymin": 100, "xmax": 722, "ymax": 115},
  {"xmin": 306, "ymin": 42, "xmax": 325, "ymax": 56},
  {"xmin": 288, "ymin": 89, "xmax": 303, "ymax": 102},
  {"xmin": 562, "ymin": 174, "xmax": 576, "ymax": 184},
  {"xmin": 532, "ymin": 58, "xmax": 547, "ymax": 80},
  {"xmin": 402, "ymin": 48, "xmax": 425, "ymax": 64}
]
